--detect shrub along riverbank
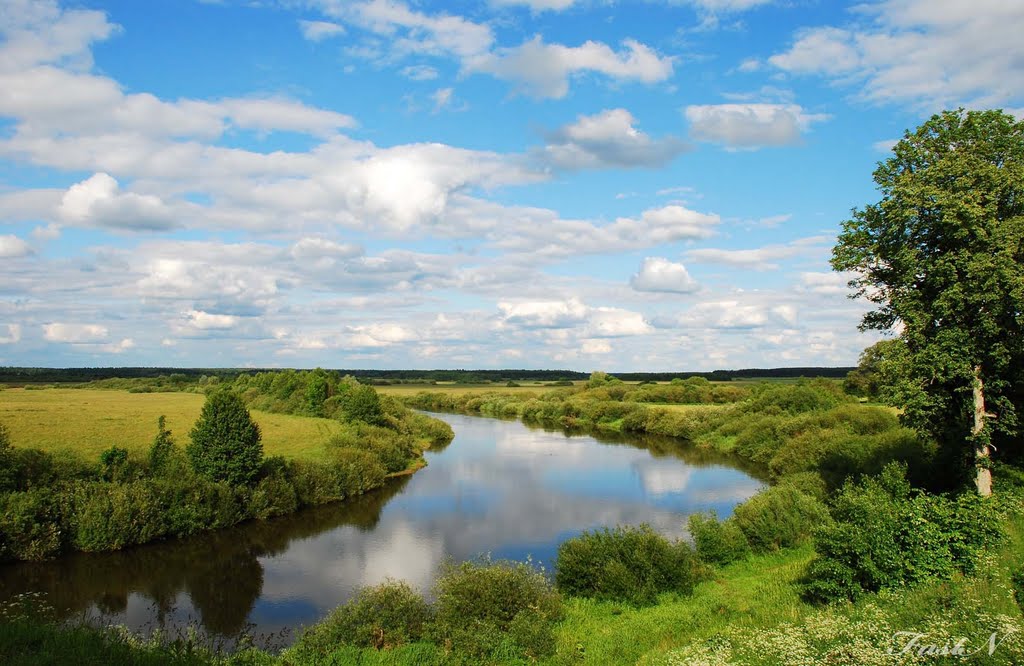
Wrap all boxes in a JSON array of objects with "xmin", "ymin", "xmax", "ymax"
[{"xmin": 0, "ymin": 372, "xmax": 453, "ymax": 562}]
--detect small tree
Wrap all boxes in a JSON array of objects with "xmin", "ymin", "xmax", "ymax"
[
  {"xmin": 148, "ymin": 415, "xmax": 176, "ymax": 474},
  {"xmin": 187, "ymin": 390, "xmax": 263, "ymax": 486}
]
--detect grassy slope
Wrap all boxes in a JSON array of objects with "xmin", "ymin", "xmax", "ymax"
[
  {"xmin": 0, "ymin": 388, "xmax": 342, "ymax": 462},
  {"xmin": 547, "ymin": 545, "xmax": 815, "ymax": 666}
]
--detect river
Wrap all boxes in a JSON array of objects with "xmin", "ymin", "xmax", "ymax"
[{"xmin": 0, "ymin": 412, "xmax": 765, "ymax": 648}]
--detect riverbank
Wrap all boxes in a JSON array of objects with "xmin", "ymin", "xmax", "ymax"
[
  {"xmin": 0, "ymin": 379, "xmax": 454, "ymax": 563},
  {"xmin": 401, "ymin": 378, "xmax": 938, "ymax": 491},
  {"xmin": 4, "ymin": 510, "xmax": 1022, "ymax": 664}
]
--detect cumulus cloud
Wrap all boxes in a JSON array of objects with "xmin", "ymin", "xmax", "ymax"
[
  {"xmin": 685, "ymin": 103, "xmax": 829, "ymax": 149},
  {"xmin": 538, "ymin": 109, "xmax": 689, "ymax": 170},
  {"xmin": 486, "ymin": 203, "xmax": 720, "ymax": 259},
  {"xmin": 43, "ymin": 322, "xmax": 108, "ymax": 342},
  {"xmin": 318, "ymin": 0, "xmax": 495, "ymax": 60},
  {"xmin": 768, "ymin": 0, "xmax": 1024, "ymax": 111},
  {"xmin": 185, "ymin": 310, "xmax": 240, "ymax": 331},
  {"xmin": 630, "ymin": 257, "xmax": 699, "ymax": 293},
  {"xmin": 58, "ymin": 173, "xmax": 178, "ymax": 230},
  {"xmin": 0, "ymin": 235, "xmax": 33, "ymax": 258},
  {"xmin": 465, "ymin": 37, "xmax": 674, "ymax": 99}
]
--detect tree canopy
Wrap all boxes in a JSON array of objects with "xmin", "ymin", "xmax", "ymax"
[
  {"xmin": 187, "ymin": 390, "xmax": 263, "ymax": 487},
  {"xmin": 832, "ymin": 109, "xmax": 1024, "ymax": 493}
]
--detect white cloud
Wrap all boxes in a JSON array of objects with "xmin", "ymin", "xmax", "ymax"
[
  {"xmin": 465, "ymin": 36, "xmax": 674, "ymax": 99},
  {"xmin": 499, "ymin": 298, "xmax": 588, "ymax": 328},
  {"xmin": 100, "ymin": 338, "xmax": 134, "ymax": 353},
  {"xmin": 0, "ymin": 324, "xmax": 21, "ymax": 344},
  {"xmin": 298, "ymin": 19, "xmax": 346, "ymax": 42},
  {"xmin": 0, "ymin": 235, "xmax": 32, "ymax": 258},
  {"xmin": 873, "ymin": 138, "xmax": 898, "ymax": 153},
  {"xmin": 185, "ymin": 310, "xmax": 240, "ymax": 331},
  {"xmin": 686, "ymin": 237, "xmax": 827, "ymax": 271},
  {"xmin": 58, "ymin": 173, "xmax": 177, "ymax": 231},
  {"xmin": 538, "ymin": 108, "xmax": 688, "ymax": 170},
  {"xmin": 685, "ymin": 103, "xmax": 829, "ymax": 150},
  {"xmin": 347, "ymin": 323, "xmax": 417, "ymax": 348},
  {"xmin": 580, "ymin": 338, "xmax": 612, "ymax": 354},
  {"xmin": 431, "ymin": 87, "xmax": 454, "ymax": 112},
  {"xmin": 43, "ymin": 322, "xmax": 108, "ymax": 343},
  {"xmin": 320, "ymin": 0, "xmax": 494, "ymax": 60},
  {"xmin": 490, "ymin": 0, "xmax": 578, "ymax": 11},
  {"xmin": 768, "ymin": 0, "xmax": 1024, "ymax": 111},
  {"xmin": 0, "ymin": 0, "xmax": 117, "ymax": 73},
  {"xmin": 221, "ymin": 98, "xmax": 356, "ymax": 136},
  {"xmin": 400, "ymin": 64, "xmax": 439, "ymax": 80},
  {"xmin": 679, "ymin": 0, "xmax": 774, "ymax": 11},
  {"xmin": 630, "ymin": 257, "xmax": 699, "ymax": 293},
  {"xmin": 587, "ymin": 307, "xmax": 652, "ymax": 337}
]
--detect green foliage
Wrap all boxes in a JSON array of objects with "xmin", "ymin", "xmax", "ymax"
[
  {"xmin": 304, "ymin": 368, "xmax": 331, "ymax": 417},
  {"xmin": 731, "ymin": 485, "xmax": 830, "ymax": 553},
  {"xmin": 555, "ymin": 524, "xmax": 706, "ymax": 606},
  {"xmin": 843, "ymin": 340, "xmax": 902, "ymax": 400},
  {"xmin": 293, "ymin": 581, "xmax": 432, "ymax": 654},
  {"xmin": 0, "ymin": 488, "xmax": 63, "ymax": 560},
  {"xmin": 98, "ymin": 446, "xmax": 129, "ymax": 481},
  {"xmin": 832, "ymin": 109, "xmax": 1024, "ymax": 488},
  {"xmin": 741, "ymin": 380, "xmax": 849, "ymax": 416},
  {"xmin": 331, "ymin": 381, "xmax": 386, "ymax": 426},
  {"xmin": 147, "ymin": 415, "xmax": 176, "ymax": 474},
  {"xmin": 431, "ymin": 559, "xmax": 562, "ymax": 662},
  {"xmin": 187, "ymin": 391, "xmax": 263, "ymax": 487},
  {"xmin": 802, "ymin": 463, "xmax": 1005, "ymax": 603},
  {"xmin": 688, "ymin": 512, "xmax": 751, "ymax": 566},
  {"xmin": 1013, "ymin": 568, "xmax": 1024, "ymax": 613}
]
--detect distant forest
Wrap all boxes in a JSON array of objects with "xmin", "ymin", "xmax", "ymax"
[{"xmin": 0, "ymin": 366, "xmax": 854, "ymax": 385}]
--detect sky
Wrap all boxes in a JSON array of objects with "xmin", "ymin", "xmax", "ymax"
[{"xmin": 1, "ymin": 0, "xmax": 1022, "ymax": 371}]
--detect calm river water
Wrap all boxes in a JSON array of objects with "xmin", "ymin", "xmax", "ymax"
[{"xmin": 0, "ymin": 412, "xmax": 764, "ymax": 647}]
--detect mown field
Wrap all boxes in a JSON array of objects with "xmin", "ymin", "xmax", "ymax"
[{"xmin": 0, "ymin": 388, "xmax": 342, "ymax": 462}]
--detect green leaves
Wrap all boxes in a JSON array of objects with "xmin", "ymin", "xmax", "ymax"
[
  {"xmin": 833, "ymin": 109, "xmax": 1024, "ymax": 487},
  {"xmin": 186, "ymin": 390, "xmax": 263, "ymax": 487}
]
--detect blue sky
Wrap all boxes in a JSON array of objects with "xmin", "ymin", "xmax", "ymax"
[{"xmin": 1, "ymin": 0, "xmax": 1021, "ymax": 371}]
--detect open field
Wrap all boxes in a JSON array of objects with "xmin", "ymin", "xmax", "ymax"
[
  {"xmin": 376, "ymin": 383, "xmax": 565, "ymax": 397},
  {"xmin": 0, "ymin": 388, "xmax": 342, "ymax": 462}
]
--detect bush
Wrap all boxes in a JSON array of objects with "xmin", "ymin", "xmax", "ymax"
[
  {"xmin": 688, "ymin": 513, "xmax": 751, "ymax": 566},
  {"xmin": 334, "ymin": 384, "xmax": 386, "ymax": 426},
  {"xmin": 802, "ymin": 463, "xmax": 1004, "ymax": 603},
  {"xmin": 431, "ymin": 559, "xmax": 562, "ymax": 661},
  {"xmin": 555, "ymin": 524, "xmax": 706, "ymax": 606},
  {"xmin": 250, "ymin": 470, "xmax": 298, "ymax": 520},
  {"xmin": 98, "ymin": 446, "xmax": 129, "ymax": 482},
  {"xmin": 187, "ymin": 390, "xmax": 263, "ymax": 487},
  {"xmin": 295, "ymin": 580, "xmax": 432, "ymax": 653},
  {"xmin": 1013, "ymin": 568, "xmax": 1024, "ymax": 613},
  {"xmin": 0, "ymin": 488, "xmax": 64, "ymax": 561},
  {"xmin": 732, "ymin": 485, "xmax": 831, "ymax": 552}
]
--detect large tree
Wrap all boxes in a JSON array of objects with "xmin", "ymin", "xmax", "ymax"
[
  {"xmin": 832, "ymin": 109, "xmax": 1024, "ymax": 495},
  {"xmin": 187, "ymin": 390, "xmax": 263, "ymax": 487}
]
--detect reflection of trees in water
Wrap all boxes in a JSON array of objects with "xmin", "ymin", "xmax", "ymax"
[
  {"xmin": 524, "ymin": 420, "xmax": 769, "ymax": 481},
  {"xmin": 0, "ymin": 475, "xmax": 411, "ymax": 636}
]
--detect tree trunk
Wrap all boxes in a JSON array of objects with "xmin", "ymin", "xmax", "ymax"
[{"xmin": 973, "ymin": 365, "xmax": 992, "ymax": 496}]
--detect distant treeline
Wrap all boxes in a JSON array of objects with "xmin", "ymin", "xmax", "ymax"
[{"xmin": 0, "ymin": 366, "xmax": 854, "ymax": 385}]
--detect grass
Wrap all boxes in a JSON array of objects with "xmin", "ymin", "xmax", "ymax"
[
  {"xmin": 0, "ymin": 388, "xmax": 342, "ymax": 462},
  {"xmin": 375, "ymin": 383, "xmax": 566, "ymax": 397},
  {"xmin": 547, "ymin": 544, "xmax": 815, "ymax": 665}
]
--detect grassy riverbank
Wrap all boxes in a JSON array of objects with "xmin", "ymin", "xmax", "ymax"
[
  {"xmin": 0, "ymin": 376, "xmax": 453, "ymax": 563},
  {"xmin": 3, "ymin": 511, "xmax": 1022, "ymax": 664}
]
